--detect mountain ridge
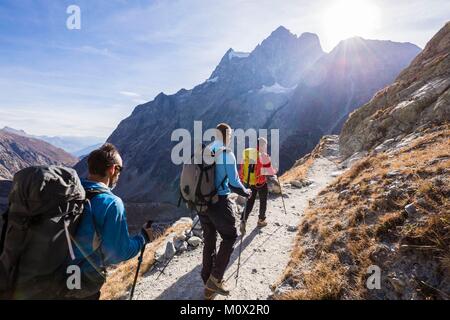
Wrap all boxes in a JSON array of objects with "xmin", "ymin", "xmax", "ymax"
[
  {"xmin": 1, "ymin": 126, "xmax": 104, "ymax": 156},
  {"xmin": 0, "ymin": 129, "xmax": 79, "ymax": 180}
]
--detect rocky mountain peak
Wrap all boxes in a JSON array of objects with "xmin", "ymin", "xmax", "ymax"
[
  {"xmin": 264, "ymin": 25, "xmax": 296, "ymax": 42},
  {"xmin": 209, "ymin": 26, "xmax": 324, "ymax": 89}
]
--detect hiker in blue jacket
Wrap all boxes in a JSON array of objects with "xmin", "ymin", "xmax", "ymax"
[
  {"xmin": 69, "ymin": 143, "xmax": 154, "ymax": 300},
  {"xmin": 200, "ymin": 123, "xmax": 251, "ymax": 299}
]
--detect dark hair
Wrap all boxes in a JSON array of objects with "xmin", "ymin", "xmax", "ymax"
[
  {"xmin": 216, "ymin": 123, "xmax": 232, "ymax": 144},
  {"xmin": 87, "ymin": 143, "xmax": 121, "ymax": 177}
]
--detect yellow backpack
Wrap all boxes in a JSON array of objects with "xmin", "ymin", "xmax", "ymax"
[{"xmin": 241, "ymin": 148, "xmax": 258, "ymax": 186}]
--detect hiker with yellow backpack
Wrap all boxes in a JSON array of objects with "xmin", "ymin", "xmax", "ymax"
[{"xmin": 239, "ymin": 137, "xmax": 277, "ymax": 234}]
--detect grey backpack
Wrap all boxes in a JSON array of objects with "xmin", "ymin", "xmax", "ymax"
[
  {"xmin": 179, "ymin": 144, "xmax": 227, "ymax": 213},
  {"xmin": 0, "ymin": 166, "xmax": 86, "ymax": 300}
]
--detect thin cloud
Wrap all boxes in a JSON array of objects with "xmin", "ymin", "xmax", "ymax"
[{"xmin": 119, "ymin": 91, "xmax": 141, "ymax": 98}]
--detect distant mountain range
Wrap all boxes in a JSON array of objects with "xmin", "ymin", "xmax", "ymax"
[
  {"xmin": 75, "ymin": 26, "xmax": 421, "ymax": 204},
  {"xmin": 1, "ymin": 127, "xmax": 104, "ymax": 157},
  {"xmin": 0, "ymin": 128, "xmax": 78, "ymax": 180}
]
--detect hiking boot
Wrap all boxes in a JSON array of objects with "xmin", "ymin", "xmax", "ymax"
[
  {"xmin": 205, "ymin": 276, "xmax": 230, "ymax": 296},
  {"xmin": 257, "ymin": 219, "xmax": 267, "ymax": 228},
  {"xmin": 204, "ymin": 288, "xmax": 217, "ymax": 300}
]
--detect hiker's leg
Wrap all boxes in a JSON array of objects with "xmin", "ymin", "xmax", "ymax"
[
  {"xmin": 243, "ymin": 186, "xmax": 257, "ymax": 221},
  {"xmin": 209, "ymin": 196, "xmax": 237, "ymax": 281},
  {"xmin": 258, "ymin": 183, "xmax": 268, "ymax": 220},
  {"xmin": 199, "ymin": 213, "xmax": 217, "ymax": 284}
]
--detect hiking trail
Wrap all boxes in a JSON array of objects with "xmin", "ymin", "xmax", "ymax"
[{"xmin": 132, "ymin": 156, "xmax": 339, "ymax": 300}]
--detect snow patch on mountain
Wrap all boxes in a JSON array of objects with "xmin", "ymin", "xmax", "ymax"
[
  {"xmin": 259, "ymin": 82, "xmax": 296, "ymax": 94},
  {"xmin": 228, "ymin": 50, "xmax": 250, "ymax": 60}
]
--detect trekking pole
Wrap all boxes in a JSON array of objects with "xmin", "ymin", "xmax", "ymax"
[
  {"xmin": 235, "ymin": 197, "xmax": 250, "ymax": 286},
  {"xmin": 276, "ymin": 175, "xmax": 288, "ymax": 215},
  {"xmin": 129, "ymin": 220, "xmax": 154, "ymax": 300},
  {"xmin": 156, "ymin": 210, "xmax": 201, "ymax": 280},
  {"xmin": 235, "ymin": 167, "xmax": 252, "ymax": 285},
  {"xmin": 129, "ymin": 243, "xmax": 146, "ymax": 300}
]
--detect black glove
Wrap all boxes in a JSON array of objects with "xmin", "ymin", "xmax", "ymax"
[{"xmin": 141, "ymin": 220, "xmax": 154, "ymax": 244}]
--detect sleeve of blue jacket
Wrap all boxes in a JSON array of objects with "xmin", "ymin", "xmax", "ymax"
[
  {"xmin": 100, "ymin": 198, "xmax": 146, "ymax": 265},
  {"xmin": 224, "ymin": 151, "xmax": 247, "ymax": 194}
]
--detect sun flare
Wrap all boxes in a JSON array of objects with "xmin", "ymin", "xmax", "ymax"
[{"xmin": 323, "ymin": 0, "xmax": 381, "ymax": 49}]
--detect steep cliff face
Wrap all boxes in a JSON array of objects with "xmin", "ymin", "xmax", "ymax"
[
  {"xmin": 75, "ymin": 26, "xmax": 421, "ymax": 204},
  {"xmin": 0, "ymin": 129, "xmax": 78, "ymax": 180},
  {"xmin": 340, "ymin": 22, "xmax": 450, "ymax": 158}
]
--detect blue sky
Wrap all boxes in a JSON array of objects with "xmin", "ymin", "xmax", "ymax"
[{"xmin": 0, "ymin": 0, "xmax": 448, "ymax": 138}]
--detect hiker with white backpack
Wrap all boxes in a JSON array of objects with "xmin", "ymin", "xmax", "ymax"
[
  {"xmin": 201, "ymin": 123, "xmax": 252, "ymax": 299},
  {"xmin": 179, "ymin": 123, "xmax": 251, "ymax": 299}
]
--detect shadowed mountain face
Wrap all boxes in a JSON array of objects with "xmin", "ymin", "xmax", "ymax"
[
  {"xmin": 75, "ymin": 26, "xmax": 421, "ymax": 204},
  {"xmin": 0, "ymin": 129, "xmax": 78, "ymax": 180},
  {"xmin": 269, "ymin": 37, "xmax": 421, "ymax": 171}
]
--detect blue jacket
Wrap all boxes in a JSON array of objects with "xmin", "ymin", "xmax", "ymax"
[
  {"xmin": 73, "ymin": 179, "xmax": 146, "ymax": 273},
  {"xmin": 209, "ymin": 140, "xmax": 247, "ymax": 196}
]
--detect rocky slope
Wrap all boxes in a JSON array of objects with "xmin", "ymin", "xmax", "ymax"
[
  {"xmin": 75, "ymin": 26, "xmax": 420, "ymax": 205},
  {"xmin": 0, "ymin": 129, "xmax": 78, "ymax": 180},
  {"xmin": 276, "ymin": 125, "xmax": 449, "ymax": 300},
  {"xmin": 274, "ymin": 22, "xmax": 450, "ymax": 300},
  {"xmin": 340, "ymin": 22, "xmax": 450, "ymax": 157}
]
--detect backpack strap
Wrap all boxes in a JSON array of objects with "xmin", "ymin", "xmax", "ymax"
[
  {"xmin": 84, "ymin": 190, "xmax": 107, "ymax": 271},
  {"xmin": 67, "ymin": 189, "xmax": 108, "ymax": 279}
]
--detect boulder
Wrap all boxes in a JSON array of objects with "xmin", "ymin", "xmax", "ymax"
[
  {"xmin": 193, "ymin": 228, "xmax": 203, "ymax": 238},
  {"xmin": 187, "ymin": 236, "xmax": 202, "ymax": 247},
  {"xmin": 290, "ymin": 179, "xmax": 313, "ymax": 189},
  {"xmin": 164, "ymin": 241, "xmax": 176, "ymax": 260},
  {"xmin": 175, "ymin": 233, "xmax": 187, "ymax": 242},
  {"xmin": 405, "ymin": 203, "xmax": 417, "ymax": 215},
  {"xmin": 290, "ymin": 180, "xmax": 303, "ymax": 188},
  {"xmin": 177, "ymin": 241, "xmax": 188, "ymax": 253},
  {"xmin": 173, "ymin": 217, "xmax": 193, "ymax": 227}
]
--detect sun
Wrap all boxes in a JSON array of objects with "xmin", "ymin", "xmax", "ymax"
[{"xmin": 323, "ymin": 0, "xmax": 381, "ymax": 49}]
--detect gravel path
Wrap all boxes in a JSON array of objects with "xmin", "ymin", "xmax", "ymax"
[{"xmin": 133, "ymin": 157, "xmax": 338, "ymax": 300}]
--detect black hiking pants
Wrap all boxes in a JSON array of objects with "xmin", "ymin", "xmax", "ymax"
[
  {"xmin": 199, "ymin": 195, "xmax": 237, "ymax": 283},
  {"xmin": 243, "ymin": 183, "xmax": 268, "ymax": 221}
]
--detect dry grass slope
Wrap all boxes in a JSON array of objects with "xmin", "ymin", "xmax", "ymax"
[
  {"xmin": 275, "ymin": 124, "xmax": 449, "ymax": 300},
  {"xmin": 100, "ymin": 222, "xmax": 191, "ymax": 300}
]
